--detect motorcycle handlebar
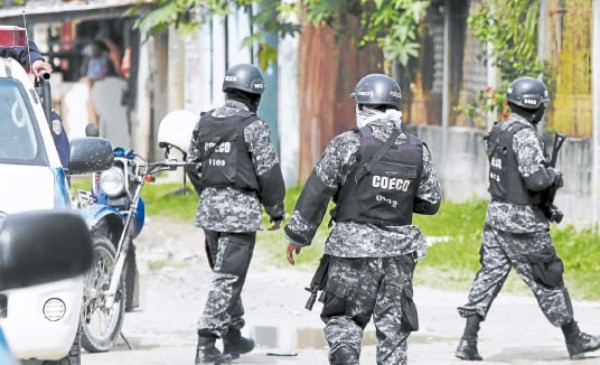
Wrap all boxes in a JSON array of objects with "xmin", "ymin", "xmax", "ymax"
[{"xmin": 148, "ymin": 160, "xmax": 189, "ymax": 168}]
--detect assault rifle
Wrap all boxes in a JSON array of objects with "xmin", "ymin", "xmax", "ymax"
[
  {"xmin": 304, "ymin": 254, "xmax": 331, "ymax": 310},
  {"xmin": 541, "ymin": 132, "xmax": 567, "ymax": 223}
]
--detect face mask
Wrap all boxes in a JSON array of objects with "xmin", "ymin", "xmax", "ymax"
[
  {"xmin": 356, "ymin": 105, "xmax": 403, "ymax": 129},
  {"xmin": 531, "ymin": 104, "xmax": 547, "ymax": 124}
]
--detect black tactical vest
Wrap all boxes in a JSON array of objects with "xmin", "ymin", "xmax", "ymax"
[
  {"xmin": 197, "ymin": 109, "xmax": 260, "ymax": 191},
  {"xmin": 333, "ymin": 126, "xmax": 424, "ymax": 226},
  {"xmin": 487, "ymin": 121, "xmax": 543, "ymax": 205}
]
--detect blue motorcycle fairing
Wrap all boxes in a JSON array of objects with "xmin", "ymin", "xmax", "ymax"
[
  {"xmin": 79, "ymin": 204, "xmax": 124, "ymax": 232},
  {"xmin": 113, "ymin": 147, "xmax": 135, "ymax": 160},
  {"xmin": 53, "ymin": 168, "xmax": 71, "ymax": 209},
  {"xmin": 91, "ymin": 193, "xmax": 145, "ymax": 238},
  {"xmin": 0, "ymin": 329, "xmax": 14, "ymax": 365},
  {"xmin": 132, "ymin": 198, "xmax": 145, "ymax": 238}
]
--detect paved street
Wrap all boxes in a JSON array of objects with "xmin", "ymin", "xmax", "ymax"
[{"xmin": 82, "ymin": 218, "xmax": 600, "ymax": 365}]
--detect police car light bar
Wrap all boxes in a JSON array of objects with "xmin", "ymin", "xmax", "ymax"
[{"xmin": 0, "ymin": 26, "xmax": 27, "ymax": 48}]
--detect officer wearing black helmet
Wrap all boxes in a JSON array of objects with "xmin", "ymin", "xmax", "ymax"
[
  {"xmin": 456, "ymin": 77, "xmax": 600, "ymax": 360},
  {"xmin": 285, "ymin": 74, "xmax": 441, "ymax": 364},
  {"xmin": 187, "ymin": 63, "xmax": 285, "ymax": 364}
]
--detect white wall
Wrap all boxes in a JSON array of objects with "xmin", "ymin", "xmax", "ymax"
[{"xmin": 277, "ymin": 0, "xmax": 300, "ymax": 187}]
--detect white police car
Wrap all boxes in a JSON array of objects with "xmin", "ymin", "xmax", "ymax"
[{"xmin": 0, "ymin": 28, "xmax": 113, "ymax": 365}]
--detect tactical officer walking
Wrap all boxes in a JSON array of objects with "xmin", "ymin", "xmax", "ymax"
[
  {"xmin": 456, "ymin": 77, "xmax": 600, "ymax": 360},
  {"xmin": 285, "ymin": 74, "xmax": 441, "ymax": 365},
  {"xmin": 187, "ymin": 63, "xmax": 286, "ymax": 364}
]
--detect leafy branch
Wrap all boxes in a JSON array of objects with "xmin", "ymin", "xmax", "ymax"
[
  {"xmin": 455, "ymin": 0, "xmax": 553, "ymax": 125},
  {"xmin": 133, "ymin": 0, "xmax": 430, "ymax": 69}
]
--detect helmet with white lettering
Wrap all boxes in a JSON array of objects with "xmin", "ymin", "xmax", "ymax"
[
  {"xmin": 506, "ymin": 77, "xmax": 549, "ymax": 110},
  {"xmin": 222, "ymin": 64, "xmax": 265, "ymax": 95},
  {"xmin": 351, "ymin": 74, "xmax": 402, "ymax": 110}
]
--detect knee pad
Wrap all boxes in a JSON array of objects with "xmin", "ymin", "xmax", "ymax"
[
  {"xmin": 527, "ymin": 246, "xmax": 564, "ymax": 289},
  {"xmin": 329, "ymin": 345, "xmax": 359, "ymax": 365}
]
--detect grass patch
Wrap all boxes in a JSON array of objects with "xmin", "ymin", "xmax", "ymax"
[
  {"xmin": 74, "ymin": 181, "xmax": 600, "ymax": 299},
  {"xmin": 148, "ymin": 259, "xmax": 188, "ymax": 271},
  {"xmin": 71, "ymin": 179, "xmax": 199, "ymax": 222}
]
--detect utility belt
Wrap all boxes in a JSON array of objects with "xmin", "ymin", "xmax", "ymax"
[
  {"xmin": 490, "ymin": 197, "xmax": 539, "ymax": 206},
  {"xmin": 489, "ymin": 198, "xmax": 560, "ymax": 222}
]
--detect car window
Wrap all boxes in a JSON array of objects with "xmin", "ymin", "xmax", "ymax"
[{"xmin": 0, "ymin": 78, "xmax": 46, "ymax": 165}]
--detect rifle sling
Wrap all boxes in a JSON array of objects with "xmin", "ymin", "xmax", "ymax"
[{"xmin": 355, "ymin": 127, "xmax": 402, "ymax": 183}]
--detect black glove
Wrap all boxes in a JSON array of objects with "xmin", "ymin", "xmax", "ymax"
[{"xmin": 549, "ymin": 167, "xmax": 563, "ymax": 189}]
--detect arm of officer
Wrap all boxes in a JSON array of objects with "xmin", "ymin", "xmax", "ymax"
[
  {"xmin": 186, "ymin": 121, "xmax": 204, "ymax": 196},
  {"xmin": 245, "ymin": 120, "xmax": 286, "ymax": 225},
  {"xmin": 284, "ymin": 133, "xmax": 357, "ymax": 247},
  {"xmin": 513, "ymin": 128, "xmax": 557, "ymax": 192},
  {"xmin": 413, "ymin": 145, "xmax": 442, "ymax": 215},
  {"xmin": 13, "ymin": 41, "xmax": 51, "ymax": 77}
]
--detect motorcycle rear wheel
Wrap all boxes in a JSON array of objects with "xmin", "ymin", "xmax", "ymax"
[{"xmin": 81, "ymin": 234, "xmax": 126, "ymax": 352}]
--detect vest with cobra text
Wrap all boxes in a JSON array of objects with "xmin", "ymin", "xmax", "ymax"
[
  {"xmin": 333, "ymin": 126, "xmax": 424, "ymax": 226},
  {"xmin": 487, "ymin": 121, "xmax": 543, "ymax": 205},
  {"xmin": 197, "ymin": 109, "xmax": 260, "ymax": 191}
]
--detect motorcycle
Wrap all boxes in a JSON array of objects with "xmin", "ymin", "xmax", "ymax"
[{"xmin": 75, "ymin": 148, "xmax": 188, "ymax": 352}]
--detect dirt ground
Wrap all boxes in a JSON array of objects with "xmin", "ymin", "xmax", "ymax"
[{"xmin": 82, "ymin": 218, "xmax": 600, "ymax": 365}]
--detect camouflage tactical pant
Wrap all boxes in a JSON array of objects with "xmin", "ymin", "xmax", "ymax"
[
  {"xmin": 458, "ymin": 225, "xmax": 573, "ymax": 327},
  {"xmin": 197, "ymin": 230, "xmax": 256, "ymax": 337},
  {"xmin": 321, "ymin": 255, "xmax": 417, "ymax": 365}
]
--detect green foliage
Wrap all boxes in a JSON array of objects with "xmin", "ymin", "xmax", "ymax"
[
  {"xmin": 301, "ymin": 0, "xmax": 430, "ymax": 66},
  {"xmin": 135, "ymin": 0, "xmax": 301, "ymax": 70},
  {"xmin": 456, "ymin": 0, "xmax": 553, "ymax": 125},
  {"xmin": 135, "ymin": 0, "xmax": 429, "ymax": 68},
  {"xmin": 453, "ymin": 86, "xmax": 510, "ymax": 127}
]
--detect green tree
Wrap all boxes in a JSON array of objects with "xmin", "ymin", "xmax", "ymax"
[
  {"xmin": 133, "ymin": 0, "xmax": 430, "ymax": 69},
  {"xmin": 455, "ymin": 0, "xmax": 552, "ymax": 126}
]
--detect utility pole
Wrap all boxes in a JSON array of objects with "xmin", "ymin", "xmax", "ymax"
[{"xmin": 592, "ymin": 0, "xmax": 600, "ymax": 223}]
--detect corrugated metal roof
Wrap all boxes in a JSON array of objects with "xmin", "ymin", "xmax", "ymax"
[{"xmin": 0, "ymin": 0, "xmax": 154, "ymax": 24}]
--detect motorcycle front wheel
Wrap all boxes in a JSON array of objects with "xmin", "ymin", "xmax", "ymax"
[{"xmin": 81, "ymin": 234, "xmax": 126, "ymax": 352}]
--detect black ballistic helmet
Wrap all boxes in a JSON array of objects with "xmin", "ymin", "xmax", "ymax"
[
  {"xmin": 506, "ymin": 77, "xmax": 549, "ymax": 110},
  {"xmin": 351, "ymin": 74, "xmax": 402, "ymax": 110},
  {"xmin": 222, "ymin": 64, "xmax": 265, "ymax": 95}
]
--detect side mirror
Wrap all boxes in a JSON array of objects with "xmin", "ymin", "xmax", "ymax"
[
  {"xmin": 0, "ymin": 211, "xmax": 93, "ymax": 291},
  {"xmin": 68, "ymin": 137, "xmax": 113, "ymax": 174},
  {"xmin": 85, "ymin": 123, "xmax": 100, "ymax": 137}
]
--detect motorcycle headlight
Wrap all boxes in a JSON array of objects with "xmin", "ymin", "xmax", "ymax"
[{"xmin": 99, "ymin": 167, "xmax": 125, "ymax": 197}]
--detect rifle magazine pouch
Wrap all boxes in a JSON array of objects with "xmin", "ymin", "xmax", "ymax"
[
  {"xmin": 400, "ymin": 284, "xmax": 419, "ymax": 332},
  {"xmin": 218, "ymin": 234, "xmax": 255, "ymax": 277},
  {"xmin": 527, "ymin": 246, "xmax": 564, "ymax": 289},
  {"xmin": 320, "ymin": 280, "xmax": 347, "ymax": 320}
]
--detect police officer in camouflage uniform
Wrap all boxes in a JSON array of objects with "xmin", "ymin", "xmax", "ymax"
[
  {"xmin": 187, "ymin": 63, "xmax": 286, "ymax": 364},
  {"xmin": 285, "ymin": 74, "xmax": 442, "ymax": 365},
  {"xmin": 456, "ymin": 77, "xmax": 600, "ymax": 361}
]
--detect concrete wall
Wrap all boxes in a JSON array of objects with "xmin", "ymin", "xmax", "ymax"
[
  {"xmin": 278, "ymin": 0, "xmax": 300, "ymax": 187},
  {"xmin": 410, "ymin": 124, "xmax": 593, "ymax": 226}
]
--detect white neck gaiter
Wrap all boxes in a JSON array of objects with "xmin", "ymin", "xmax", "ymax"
[{"xmin": 356, "ymin": 106, "xmax": 403, "ymax": 130}]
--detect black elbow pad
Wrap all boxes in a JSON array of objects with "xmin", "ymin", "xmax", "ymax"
[
  {"xmin": 259, "ymin": 165, "xmax": 286, "ymax": 207},
  {"xmin": 524, "ymin": 168, "xmax": 554, "ymax": 192}
]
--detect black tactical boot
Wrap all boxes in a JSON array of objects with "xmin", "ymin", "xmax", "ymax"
[
  {"xmin": 223, "ymin": 328, "xmax": 255, "ymax": 359},
  {"xmin": 456, "ymin": 315, "xmax": 483, "ymax": 361},
  {"xmin": 456, "ymin": 337, "xmax": 483, "ymax": 361},
  {"xmin": 195, "ymin": 332, "xmax": 233, "ymax": 364},
  {"xmin": 562, "ymin": 320, "xmax": 600, "ymax": 359},
  {"xmin": 329, "ymin": 345, "xmax": 359, "ymax": 365}
]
